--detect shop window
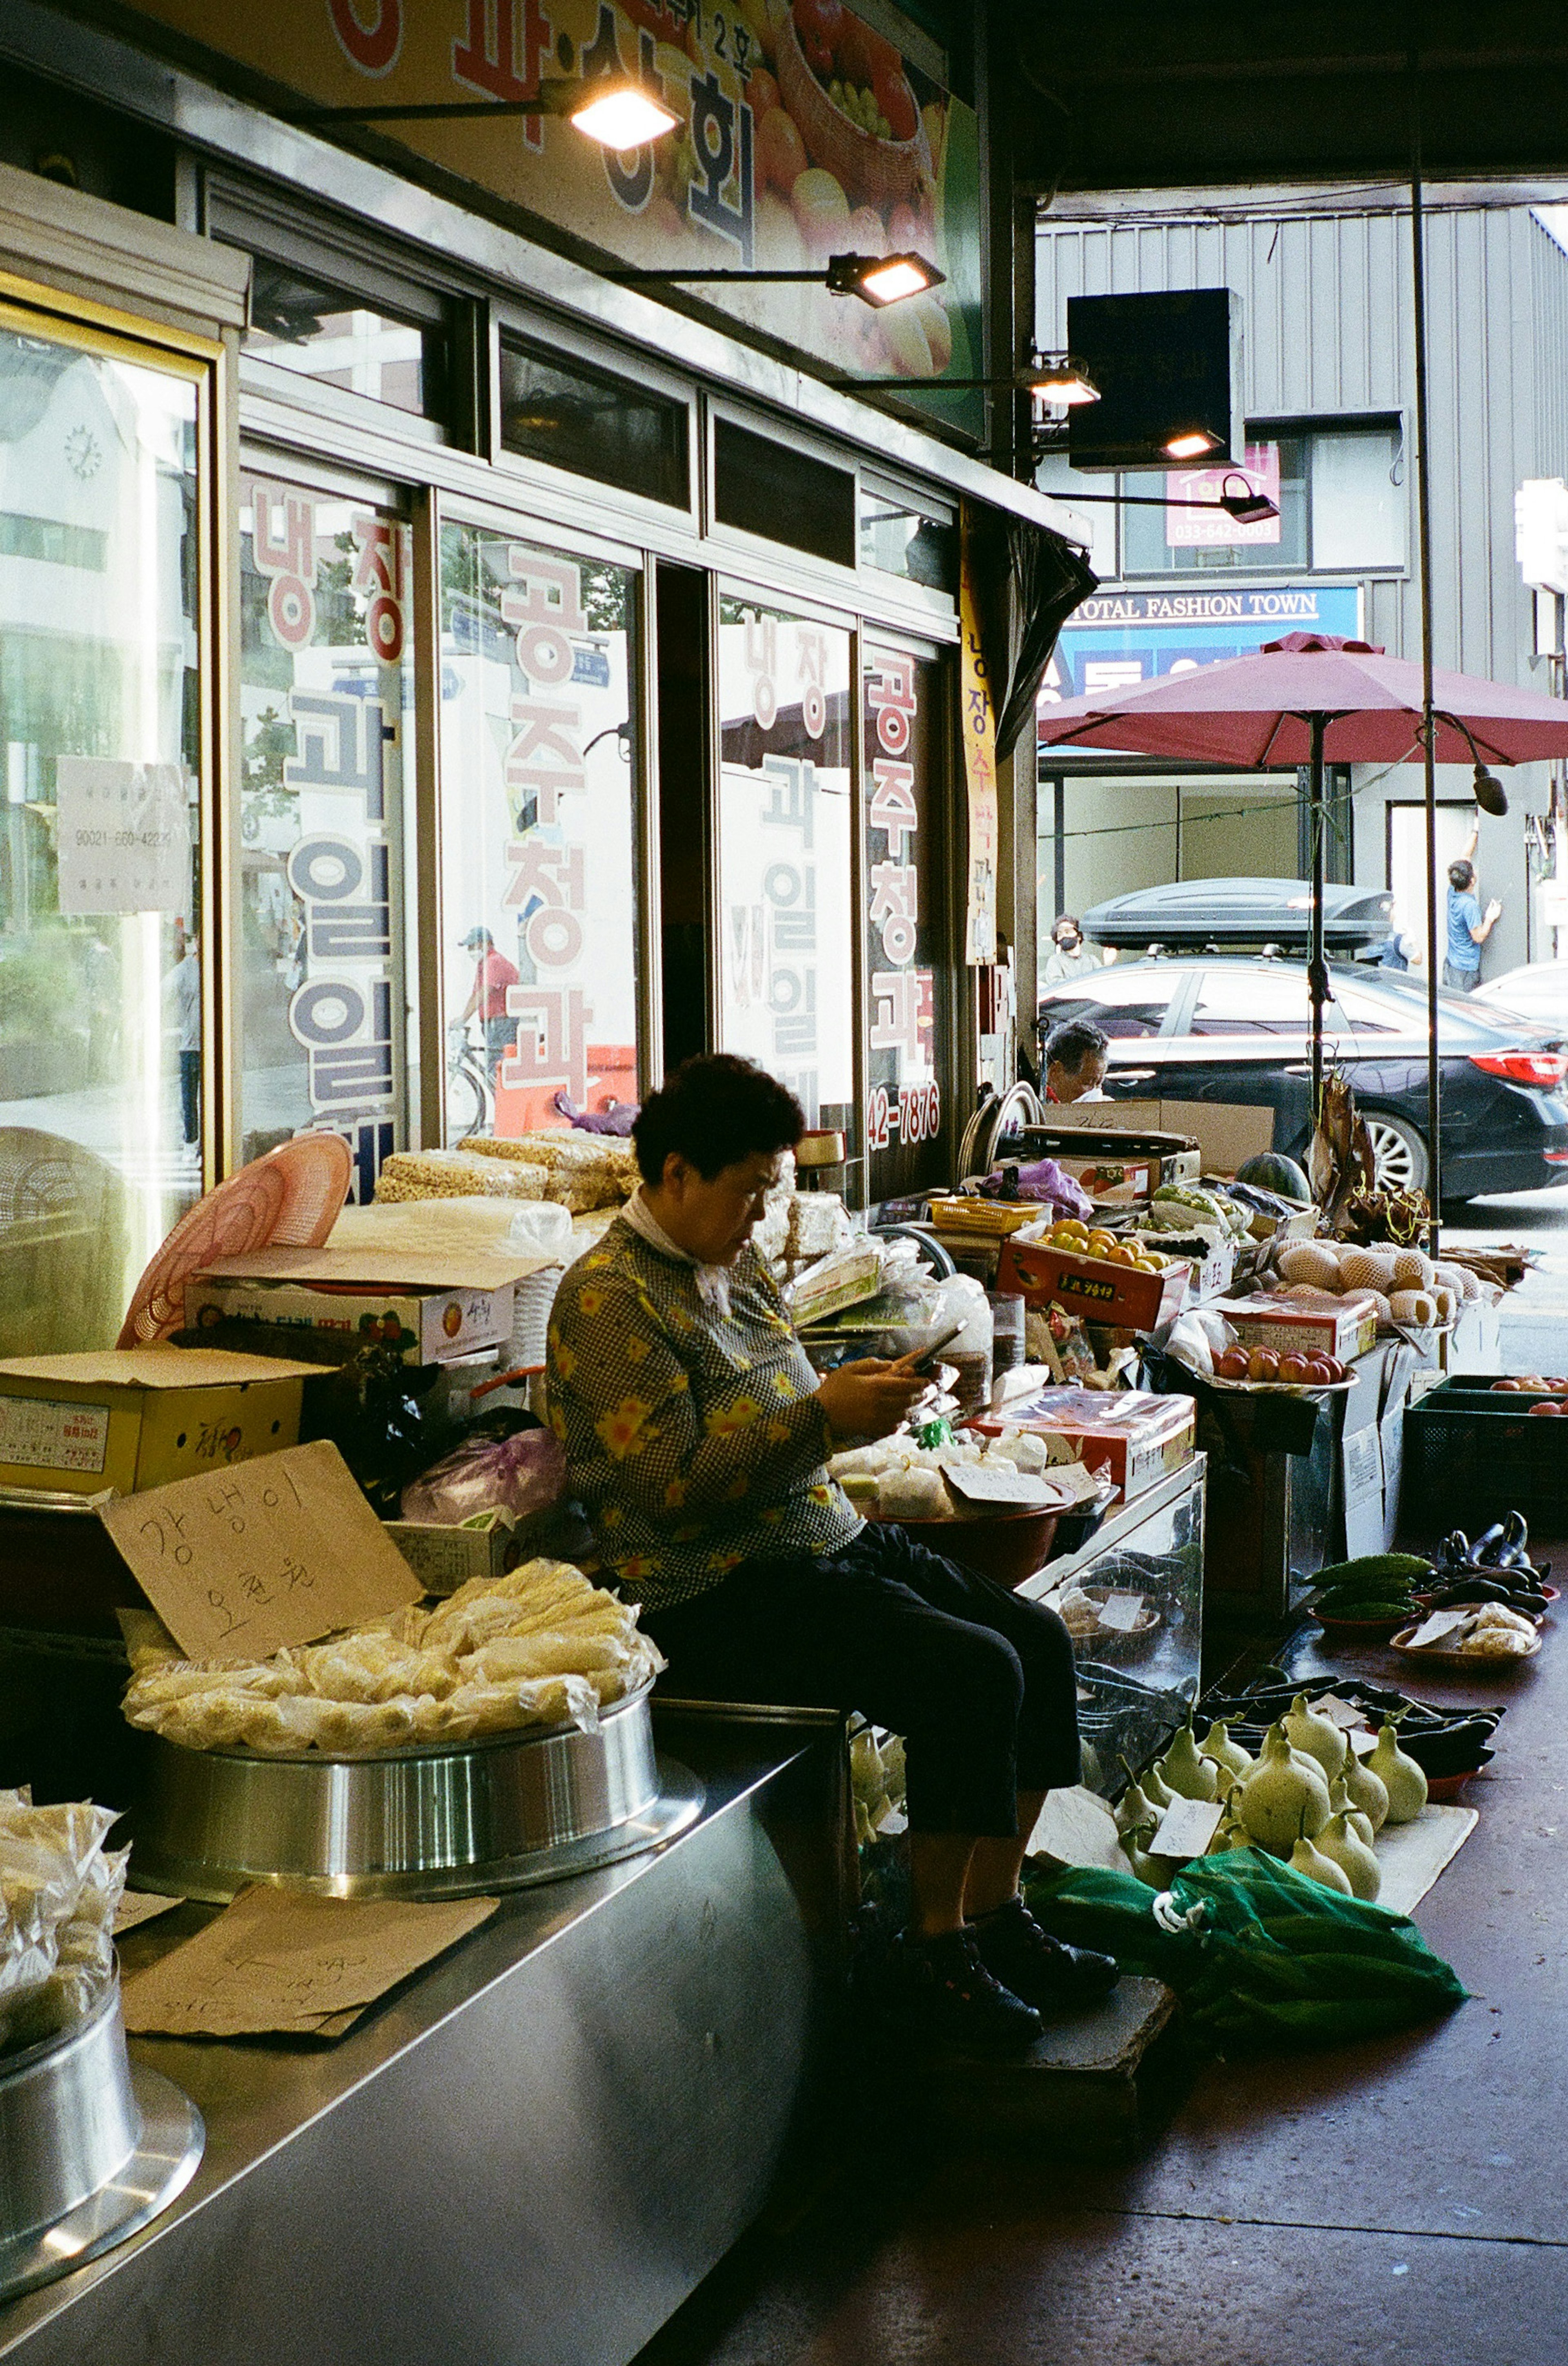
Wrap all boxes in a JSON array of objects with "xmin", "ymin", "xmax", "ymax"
[
  {"xmin": 859, "ymin": 491, "xmax": 958, "ymax": 595},
  {"xmin": 438, "ymin": 524, "xmax": 639, "ymax": 1138},
  {"xmin": 864, "ymin": 644, "xmax": 949, "ymax": 1198},
  {"xmin": 717, "ymin": 594, "xmax": 853, "ymax": 1133},
  {"xmin": 0, "ymin": 319, "xmax": 202, "ymax": 1352},
  {"xmin": 237, "ymin": 470, "xmax": 414, "ymax": 1197},
  {"xmin": 243, "ymin": 258, "xmax": 445, "ymax": 422},
  {"xmin": 713, "ymin": 420, "xmax": 856, "ymax": 570},
  {"xmin": 1311, "ymin": 428, "xmax": 1405, "ymax": 570},
  {"xmin": 1107, "ymin": 422, "xmax": 1403, "ymax": 578},
  {"xmin": 499, "ymin": 338, "xmax": 689, "ymax": 511}
]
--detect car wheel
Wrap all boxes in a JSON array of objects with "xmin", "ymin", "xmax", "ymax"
[{"xmin": 1363, "ymin": 1112, "xmax": 1430, "ymax": 1195}]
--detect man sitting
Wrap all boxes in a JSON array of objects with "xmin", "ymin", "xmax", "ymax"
[{"xmin": 545, "ymin": 1053, "xmax": 1117, "ymax": 2052}]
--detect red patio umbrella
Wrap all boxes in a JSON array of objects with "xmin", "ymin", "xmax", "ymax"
[{"xmin": 1038, "ymin": 632, "xmax": 1568, "ymax": 1199}]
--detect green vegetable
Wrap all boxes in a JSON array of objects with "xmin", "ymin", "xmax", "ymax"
[
  {"xmin": 1316, "ymin": 1597, "xmax": 1417, "ymax": 1622},
  {"xmin": 1236, "ymin": 1151, "xmax": 1312, "ymax": 1203},
  {"xmin": 1312, "ymin": 1553, "xmax": 1434, "ymax": 1591}
]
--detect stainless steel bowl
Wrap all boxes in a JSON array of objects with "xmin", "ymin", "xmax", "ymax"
[
  {"xmin": 130, "ymin": 1683, "xmax": 704, "ymax": 1901},
  {"xmin": 0, "ymin": 1980, "xmax": 203, "ymax": 2303}
]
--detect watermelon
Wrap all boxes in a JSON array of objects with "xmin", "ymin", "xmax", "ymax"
[{"xmin": 1236, "ymin": 1152, "xmax": 1312, "ymax": 1204}]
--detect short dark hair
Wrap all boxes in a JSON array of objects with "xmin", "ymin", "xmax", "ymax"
[
  {"xmin": 633, "ymin": 1054, "xmax": 803, "ymax": 1185},
  {"xmin": 1448, "ymin": 859, "xmax": 1475, "ymax": 891},
  {"xmin": 1045, "ymin": 1018, "xmax": 1109, "ymax": 1075},
  {"xmin": 1053, "ymin": 913, "xmax": 1082, "ymax": 934}
]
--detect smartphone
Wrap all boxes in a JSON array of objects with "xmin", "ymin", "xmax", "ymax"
[{"xmin": 898, "ymin": 1322, "xmax": 964, "ymax": 1377}]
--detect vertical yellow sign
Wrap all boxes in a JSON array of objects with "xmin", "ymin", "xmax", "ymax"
[{"xmin": 958, "ymin": 523, "xmax": 999, "ymax": 965}]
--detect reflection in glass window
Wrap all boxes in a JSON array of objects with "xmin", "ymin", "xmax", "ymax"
[
  {"xmin": 1189, "ymin": 970, "xmax": 1326, "ymax": 1035},
  {"xmin": 243, "ymin": 260, "xmax": 441, "ymax": 419},
  {"xmin": 864, "ymin": 645, "xmax": 949, "ymax": 1197},
  {"xmin": 717, "ymin": 595, "xmax": 853, "ymax": 1133},
  {"xmin": 438, "ymin": 527, "xmax": 639, "ymax": 1138},
  {"xmin": 238, "ymin": 474, "xmax": 413, "ymax": 1197},
  {"xmin": 858, "ymin": 494, "xmax": 957, "ymax": 595},
  {"xmin": 1312, "ymin": 429, "xmax": 1405, "ymax": 570},
  {"xmin": 0, "ymin": 326, "xmax": 200, "ymax": 1351},
  {"xmin": 1122, "ymin": 440, "xmax": 1308, "ymax": 575},
  {"xmin": 499, "ymin": 339, "xmax": 688, "ymax": 510}
]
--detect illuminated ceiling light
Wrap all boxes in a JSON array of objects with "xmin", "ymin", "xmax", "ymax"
[
  {"xmin": 566, "ymin": 78, "xmax": 679, "ymax": 149},
  {"xmin": 1022, "ymin": 352, "xmax": 1099, "ymax": 405},
  {"xmin": 1165, "ymin": 429, "xmax": 1223, "ymax": 460},
  {"xmin": 826, "ymin": 251, "xmax": 945, "ymax": 306}
]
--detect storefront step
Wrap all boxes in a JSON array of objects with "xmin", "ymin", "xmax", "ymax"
[
  {"xmin": 867, "ymin": 1975, "xmax": 1183, "ymax": 2164},
  {"xmin": 0, "ymin": 1733, "xmax": 847, "ymax": 2366}
]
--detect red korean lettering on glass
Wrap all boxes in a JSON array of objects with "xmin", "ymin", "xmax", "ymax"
[
  {"xmin": 501, "ymin": 986, "xmax": 592, "ymax": 1102},
  {"xmin": 351, "ymin": 514, "xmax": 406, "ymax": 664},
  {"xmin": 250, "ymin": 484, "xmax": 316, "ymax": 649}
]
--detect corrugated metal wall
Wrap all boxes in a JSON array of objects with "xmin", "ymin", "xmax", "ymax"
[{"xmin": 1037, "ymin": 205, "xmax": 1568, "ymax": 967}]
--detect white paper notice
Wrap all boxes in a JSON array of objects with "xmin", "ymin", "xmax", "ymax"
[
  {"xmin": 1097, "ymin": 1590, "xmax": 1146, "ymax": 1632},
  {"xmin": 945, "ymin": 1464, "xmax": 1054, "ymax": 1509},
  {"xmin": 1310, "ymin": 1694, "xmax": 1365, "ymax": 1731},
  {"xmin": 1407, "ymin": 1609, "xmax": 1470, "ymax": 1650},
  {"xmin": 1151, "ymin": 1796, "xmax": 1223, "ymax": 1858},
  {"xmin": 55, "ymin": 758, "xmax": 192, "ymax": 916}
]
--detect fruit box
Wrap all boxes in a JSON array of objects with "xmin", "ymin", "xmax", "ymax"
[
  {"xmin": 1215, "ymin": 1292, "xmax": 1379, "ymax": 1363},
  {"xmin": 970, "ymin": 1388, "xmax": 1197, "ymax": 1500},
  {"xmin": 998, "ymin": 1238, "xmax": 1191, "ymax": 1333},
  {"xmin": 0, "ymin": 1348, "xmax": 319, "ymax": 1497}
]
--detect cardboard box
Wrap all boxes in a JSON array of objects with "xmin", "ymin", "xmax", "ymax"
[
  {"xmin": 1018, "ymin": 1126, "xmax": 1203, "ymax": 1199},
  {"xmin": 1216, "ymin": 1292, "xmax": 1380, "ymax": 1363},
  {"xmin": 191, "ymin": 1241, "xmax": 547, "ymax": 1366},
  {"xmin": 972, "ymin": 1388, "xmax": 1196, "ymax": 1500},
  {"xmin": 384, "ymin": 1513, "xmax": 521, "ymax": 1593},
  {"xmin": 0, "ymin": 1348, "xmax": 319, "ymax": 1498},
  {"xmin": 189, "ymin": 1275, "xmax": 514, "ymax": 1364},
  {"xmin": 998, "ymin": 1237, "xmax": 1190, "ymax": 1333},
  {"xmin": 1033, "ymin": 1098, "xmax": 1276, "ymax": 1176}
]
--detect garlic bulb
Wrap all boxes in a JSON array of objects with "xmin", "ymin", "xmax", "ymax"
[
  {"xmin": 1238, "ymin": 1723, "xmax": 1331, "ymax": 1855},
  {"xmin": 1289, "ymin": 1828, "xmax": 1354, "ymax": 1894},
  {"xmin": 1156, "ymin": 1722, "xmax": 1218, "ymax": 1802},
  {"xmin": 1200, "ymin": 1719, "xmax": 1254, "ymax": 1782},
  {"xmin": 1368, "ymin": 1722, "xmax": 1428, "ymax": 1824},
  {"xmin": 1283, "ymin": 1693, "xmax": 1349, "ymax": 1781},
  {"xmin": 1314, "ymin": 1810, "xmax": 1381, "ymax": 1900}
]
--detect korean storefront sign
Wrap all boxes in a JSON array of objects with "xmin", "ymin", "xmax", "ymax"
[
  {"xmin": 864, "ymin": 645, "xmax": 942, "ymax": 1194},
  {"xmin": 717, "ymin": 599, "xmax": 853, "ymax": 1128},
  {"xmin": 239, "ymin": 475, "xmax": 412, "ymax": 1198},
  {"xmin": 125, "ymin": 0, "xmax": 980, "ymax": 419},
  {"xmin": 957, "ymin": 527, "xmax": 998, "ymax": 965},
  {"xmin": 1038, "ymin": 582, "xmax": 1365, "ymax": 707}
]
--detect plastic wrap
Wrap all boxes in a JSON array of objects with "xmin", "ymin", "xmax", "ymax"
[
  {"xmin": 399, "ymin": 1424, "xmax": 566, "ymax": 1526},
  {"xmin": 0, "ymin": 1795, "xmax": 124, "ymax": 2056}
]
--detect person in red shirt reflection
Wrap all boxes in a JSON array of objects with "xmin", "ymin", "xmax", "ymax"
[{"xmin": 459, "ymin": 927, "xmax": 519, "ymax": 1081}]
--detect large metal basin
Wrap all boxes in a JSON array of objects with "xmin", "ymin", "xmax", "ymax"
[
  {"xmin": 130, "ymin": 1683, "xmax": 703, "ymax": 1901},
  {"xmin": 0, "ymin": 1980, "xmax": 203, "ymax": 2303}
]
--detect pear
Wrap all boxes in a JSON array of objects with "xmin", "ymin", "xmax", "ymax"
[
  {"xmin": 1139, "ymin": 1757, "xmax": 1174, "ymax": 1811},
  {"xmin": 1284, "ymin": 1693, "xmax": 1350, "ymax": 1781},
  {"xmin": 1314, "ymin": 1810, "xmax": 1381, "ymax": 1901},
  {"xmin": 1115, "ymin": 1770, "xmax": 1160, "ymax": 1837},
  {"xmin": 1289, "ymin": 1827, "xmax": 1354, "ymax": 1894},
  {"xmin": 1339, "ymin": 1743, "xmax": 1390, "ymax": 1834},
  {"xmin": 1120, "ymin": 1820, "xmax": 1168, "ymax": 1888},
  {"xmin": 1327, "ymin": 1769, "xmax": 1376, "ymax": 1850},
  {"xmin": 1200, "ymin": 1719, "xmax": 1254, "ymax": 1782},
  {"xmin": 1368, "ymin": 1722, "xmax": 1427, "ymax": 1825},
  {"xmin": 1156, "ymin": 1722, "xmax": 1219, "ymax": 1803},
  {"xmin": 1238, "ymin": 1723, "xmax": 1331, "ymax": 1856}
]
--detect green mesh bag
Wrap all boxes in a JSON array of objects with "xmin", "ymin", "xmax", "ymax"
[{"xmin": 1023, "ymin": 1847, "xmax": 1469, "ymax": 2052}]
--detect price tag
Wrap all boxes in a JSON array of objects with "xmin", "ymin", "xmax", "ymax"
[
  {"xmin": 1097, "ymin": 1590, "xmax": 1146, "ymax": 1632},
  {"xmin": 1309, "ymin": 1694, "xmax": 1365, "ymax": 1731},
  {"xmin": 1349, "ymin": 1728, "xmax": 1379, "ymax": 1757},
  {"xmin": 1150, "ymin": 1796, "xmax": 1223, "ymax": 1858},
  {"xmin": 945, "ymin": 1464, "xmax": 1053, "ymax": 1509},
  {"xmin": 1407, "ymin": 1608, "xmax": 1471, "ymax": 1650}
]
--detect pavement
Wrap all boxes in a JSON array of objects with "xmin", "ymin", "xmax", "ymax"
[{"xmin": 630, "ymin": 1183, "xmax": 1568, "ymax": 2366}]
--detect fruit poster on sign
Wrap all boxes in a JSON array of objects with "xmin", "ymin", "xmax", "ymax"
[{"xmin": 122, "ymin": 0, "xmax": 982, "ymax": 420}]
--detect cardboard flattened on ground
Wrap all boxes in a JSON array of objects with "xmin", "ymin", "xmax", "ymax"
[
  {"xmin": 100, "ymin": 1437, "xmax": 422, "ymax": 1664},
  {"xmin": 121, "ymin": 1885, "xmax": 499, "ymax": 2038},
  {"xmin": 1041, "ymin": 1097, "xmax": 1277, "ymax": 1174}
]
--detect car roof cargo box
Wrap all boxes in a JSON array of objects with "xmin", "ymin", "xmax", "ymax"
[{"xmin": 1082, "ymin": 878, "xmax": 1392, "ymax": 951}]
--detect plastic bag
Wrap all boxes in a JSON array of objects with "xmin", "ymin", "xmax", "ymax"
[
  {"xmin": 400, "ymin": 1424, "xmax": 566, "ymax": 1525},
  {"xmin": 1024, "ymin": 1848, "xmax": 1468, "ymax": 2053},
  {"xmin": 978, "ymin": 1158, "xmax": 1095, "ymax": 1220}
]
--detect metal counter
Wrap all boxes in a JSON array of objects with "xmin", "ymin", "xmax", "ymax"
[{"xmin": 0, "ymin": 1719, "xmax": 849, "ymax": 2366}]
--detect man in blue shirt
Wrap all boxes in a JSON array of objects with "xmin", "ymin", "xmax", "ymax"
[{"xmin": 1443, "ymin": 834, "xmax": 1501, "ymax": 991}]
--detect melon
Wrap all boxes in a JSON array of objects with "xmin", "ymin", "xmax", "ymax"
[{"xmin": 1236, "ymin": 1153, "xmax": 1312, "ymax": 1204}]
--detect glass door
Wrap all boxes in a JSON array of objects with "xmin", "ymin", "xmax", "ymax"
[
  {"xmin": 863, "ymin": 640, "xmax": 952, "ymax": 1201},
  {"xmin": 0, "ymin": 305, "xmax": 209, "ymax": 1353}
]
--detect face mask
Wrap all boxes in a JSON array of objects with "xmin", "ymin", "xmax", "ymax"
[{"xmin": 1057, "ymin": 932, "xmax": 1080, "ymax": 951}]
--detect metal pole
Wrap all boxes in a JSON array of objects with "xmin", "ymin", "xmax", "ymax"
[
  {"xmin": 1309, "ymin": 713, "xmax": 1327, "ymax": 1116},
  {"xmin": 1410, "ymin": 95, "xmax": 1443, "ymax": 1245}
]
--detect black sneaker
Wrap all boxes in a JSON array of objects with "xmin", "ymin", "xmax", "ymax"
[
  {"xmin": 970, "ymin": 1896, "xmax": 1120, "ymax": 2012},
  {"xmin": 880, "ymin": 1928, "xmax": 1043, "ymax": 2054}
]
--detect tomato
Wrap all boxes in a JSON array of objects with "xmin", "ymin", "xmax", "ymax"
[
  {"xmin": 871, "ymin": 64, "xmax": 918, "ymax": 142},
  {"xmin": 793, "ymin": 0, "xmax": 843, "ymax": 72},
  {"xmin": 756, "ymin": 105, "xmax": 808, "ymax": 196}
]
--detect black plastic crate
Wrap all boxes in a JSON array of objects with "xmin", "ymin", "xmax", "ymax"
[{"xmin": 1402, "ymin": 1396, "xmax": 1568, "ymax": 1532}]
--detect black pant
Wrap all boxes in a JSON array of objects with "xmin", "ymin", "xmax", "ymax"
[
  {"xmin": 178, "ymin": 1049, "xmax": 200, "ymax": 1145},
  {"xmin": 641, "ymin": 1524, "xmax": 1080, "ymax": 1838}
]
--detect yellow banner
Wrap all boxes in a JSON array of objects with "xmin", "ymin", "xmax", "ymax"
[{"xmin": 958, "ymin": 520, "xmax": 998, "ymax": 966}]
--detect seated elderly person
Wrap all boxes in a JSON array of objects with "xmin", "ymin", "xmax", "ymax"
[
  {"xmin": 1042, "ymin": 1017, "xmax": 1109, "ymax": 1105},
  {"xmin": 546, "ymin": 1053, "xmax": 1116, "ymax": 2052}
]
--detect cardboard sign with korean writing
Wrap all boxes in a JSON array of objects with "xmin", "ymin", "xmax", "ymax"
[{"xmin": 100, "ymin": 1437, "xmax": 421, "ymax": 1664}]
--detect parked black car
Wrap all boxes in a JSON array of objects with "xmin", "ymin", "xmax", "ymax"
[{"xmin": 1038, "ymin": 956, "xmax": 1568, "ymax": 1199}]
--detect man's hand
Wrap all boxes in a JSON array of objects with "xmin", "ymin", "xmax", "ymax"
[
  {"xmin": 817, "ymin": 1357, "xmax": 933, "ymax": 1444},
  {"xmin": 1485, "ymin": 898, "xmax": 1503, "ymax": 924}
]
